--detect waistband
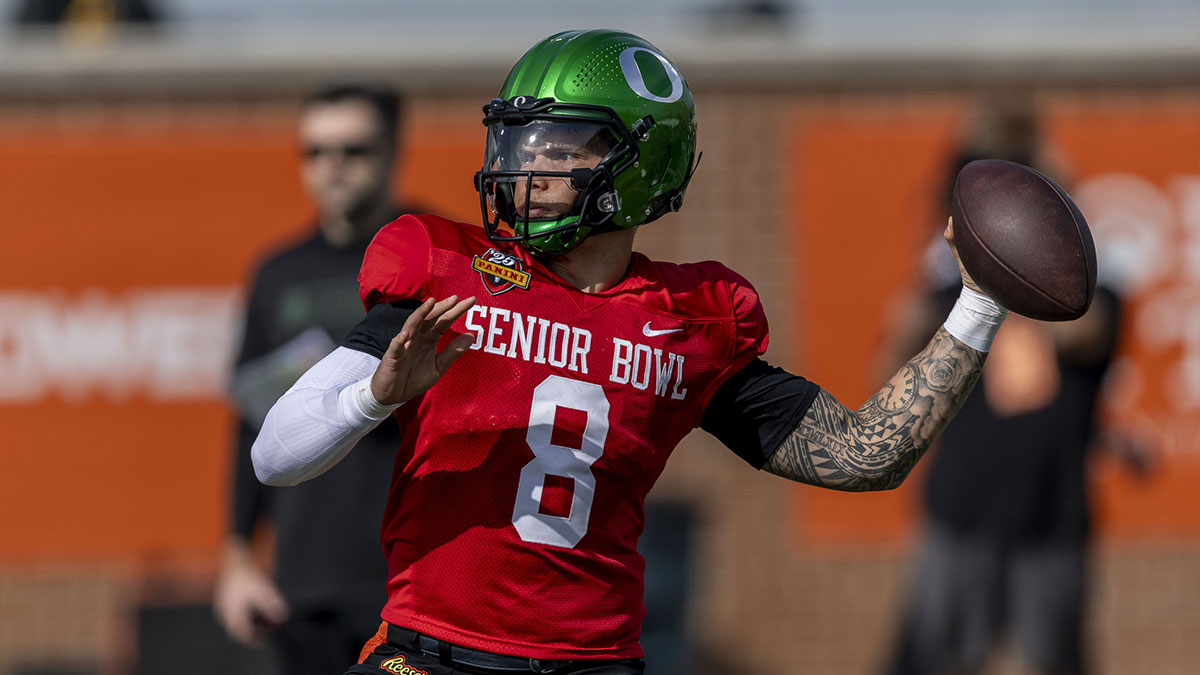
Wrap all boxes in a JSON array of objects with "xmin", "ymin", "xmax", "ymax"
[{"xmin": 387, "ymin": 624, "xmax": 579, "ymax": 673}]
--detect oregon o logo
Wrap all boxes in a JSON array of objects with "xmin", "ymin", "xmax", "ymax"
[{"xmin": 618, "ymin": 47, "xmax": 684, "ymax": 103}]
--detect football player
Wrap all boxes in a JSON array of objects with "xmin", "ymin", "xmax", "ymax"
[{"xmin": 251, "ymin": 30, "xmax": 1008, "ymax": 675}]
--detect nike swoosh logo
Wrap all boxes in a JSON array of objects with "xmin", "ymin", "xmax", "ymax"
[{"xmin": 642, "ymin": 321, "xmax": 683, "ymax": 337}]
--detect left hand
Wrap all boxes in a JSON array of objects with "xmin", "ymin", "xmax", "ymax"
[
  {"xmin": 213, "ymin": 540, "xmax": 289, "ymax": 647},
  {"xmin": 944, "ymin": 216, "xmax": 983, "ymax": 295}
]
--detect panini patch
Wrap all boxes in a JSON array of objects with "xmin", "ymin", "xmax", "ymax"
[{"xmin": 473, "ymin": 248, "xmax": 531, "ymax": 295}]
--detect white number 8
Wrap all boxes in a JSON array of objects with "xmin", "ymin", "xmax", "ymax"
[{"xmin": 511, "ymin": 375, "xmax": 610, "ymax": 548}]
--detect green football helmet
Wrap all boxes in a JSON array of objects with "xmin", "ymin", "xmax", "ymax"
[{"xmin": 474, "ymin": 29, "xmax": 699, "ymax": 256}]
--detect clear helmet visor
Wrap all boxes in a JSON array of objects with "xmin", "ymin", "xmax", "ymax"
[{"xmin": 483, "ymin": 119, "xmax": 619, "ymax": 224}]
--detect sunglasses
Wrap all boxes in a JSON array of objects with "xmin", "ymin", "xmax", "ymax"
[{"xmin": 302, "ymin": 142, "xmax": 382, "ymax": 160}]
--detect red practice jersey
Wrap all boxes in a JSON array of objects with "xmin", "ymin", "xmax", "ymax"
[{"xmin": 358, "ymin": 215, "xmax": 768, "ymax": 660}]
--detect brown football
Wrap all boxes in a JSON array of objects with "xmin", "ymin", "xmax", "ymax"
[{"xmin": 951, "ymin": 159, "xmax": 1097, "ymax": 321}]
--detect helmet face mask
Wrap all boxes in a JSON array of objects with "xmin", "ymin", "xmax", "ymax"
[
  {"xmin": 474, "ymin": 30, "xmax": 698, "ymax": 257},
  {"xmin": 477, "ymin": 100, "xmax": 634, "ymax": 256}
]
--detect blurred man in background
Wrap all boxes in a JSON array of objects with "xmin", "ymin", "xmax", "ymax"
[
  {"xmin": 880, "ymin": 98, "xmax": 1145, "ymax": 675},
  {"xmin": 214, "ymin": 83, "xmax": 416, "ymax": 675}
]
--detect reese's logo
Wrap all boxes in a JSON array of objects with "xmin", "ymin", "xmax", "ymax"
[
  {"xmin": 379, "ymin": 654, "xmax": 429, "ymax": 675},
  {"xmin": 472, "ymin": 248, "xmax": 531, "ymax": 295}
]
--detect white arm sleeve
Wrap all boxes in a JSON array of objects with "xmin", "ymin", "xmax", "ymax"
[{"xmin": 251, "ymin": 346, "xmax": 400, "ymax": 486}]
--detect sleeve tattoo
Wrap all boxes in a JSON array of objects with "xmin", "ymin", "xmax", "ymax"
[{"xmin": 764, "ymin": 327, "xmax": 986, "ymax": 491}]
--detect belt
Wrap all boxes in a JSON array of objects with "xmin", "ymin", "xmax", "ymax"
[{"xmin": 387, "ymin": 624, "xmax": 576, "ymax": 673}]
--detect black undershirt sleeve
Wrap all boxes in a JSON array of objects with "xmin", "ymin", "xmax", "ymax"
[
  {"xmin": 700, "ymin": 358, "xmax": 822, "ymax": 469},
  {"xmin": 230, "ymin": 419, "xmax": 266, "ymax": 539},
  {"xmin": 230, "ymin": 266, "xmax": 276, "ymax": 540},
  {"xmin": 341, "ymin": 300, "xmax": 424, "ymax": 358}
]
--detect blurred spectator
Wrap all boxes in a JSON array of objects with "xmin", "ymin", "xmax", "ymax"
[
  {"xmin": 213, "ymin": 83, "xmax": 418, "ymax": 675},
  {"xmin": 880, "ymin": 97, "xmax": 1149, "ymax": 675},
  {"xmin": 12, "ymin": 0, "xmax": 161, "ymax": 25}
]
